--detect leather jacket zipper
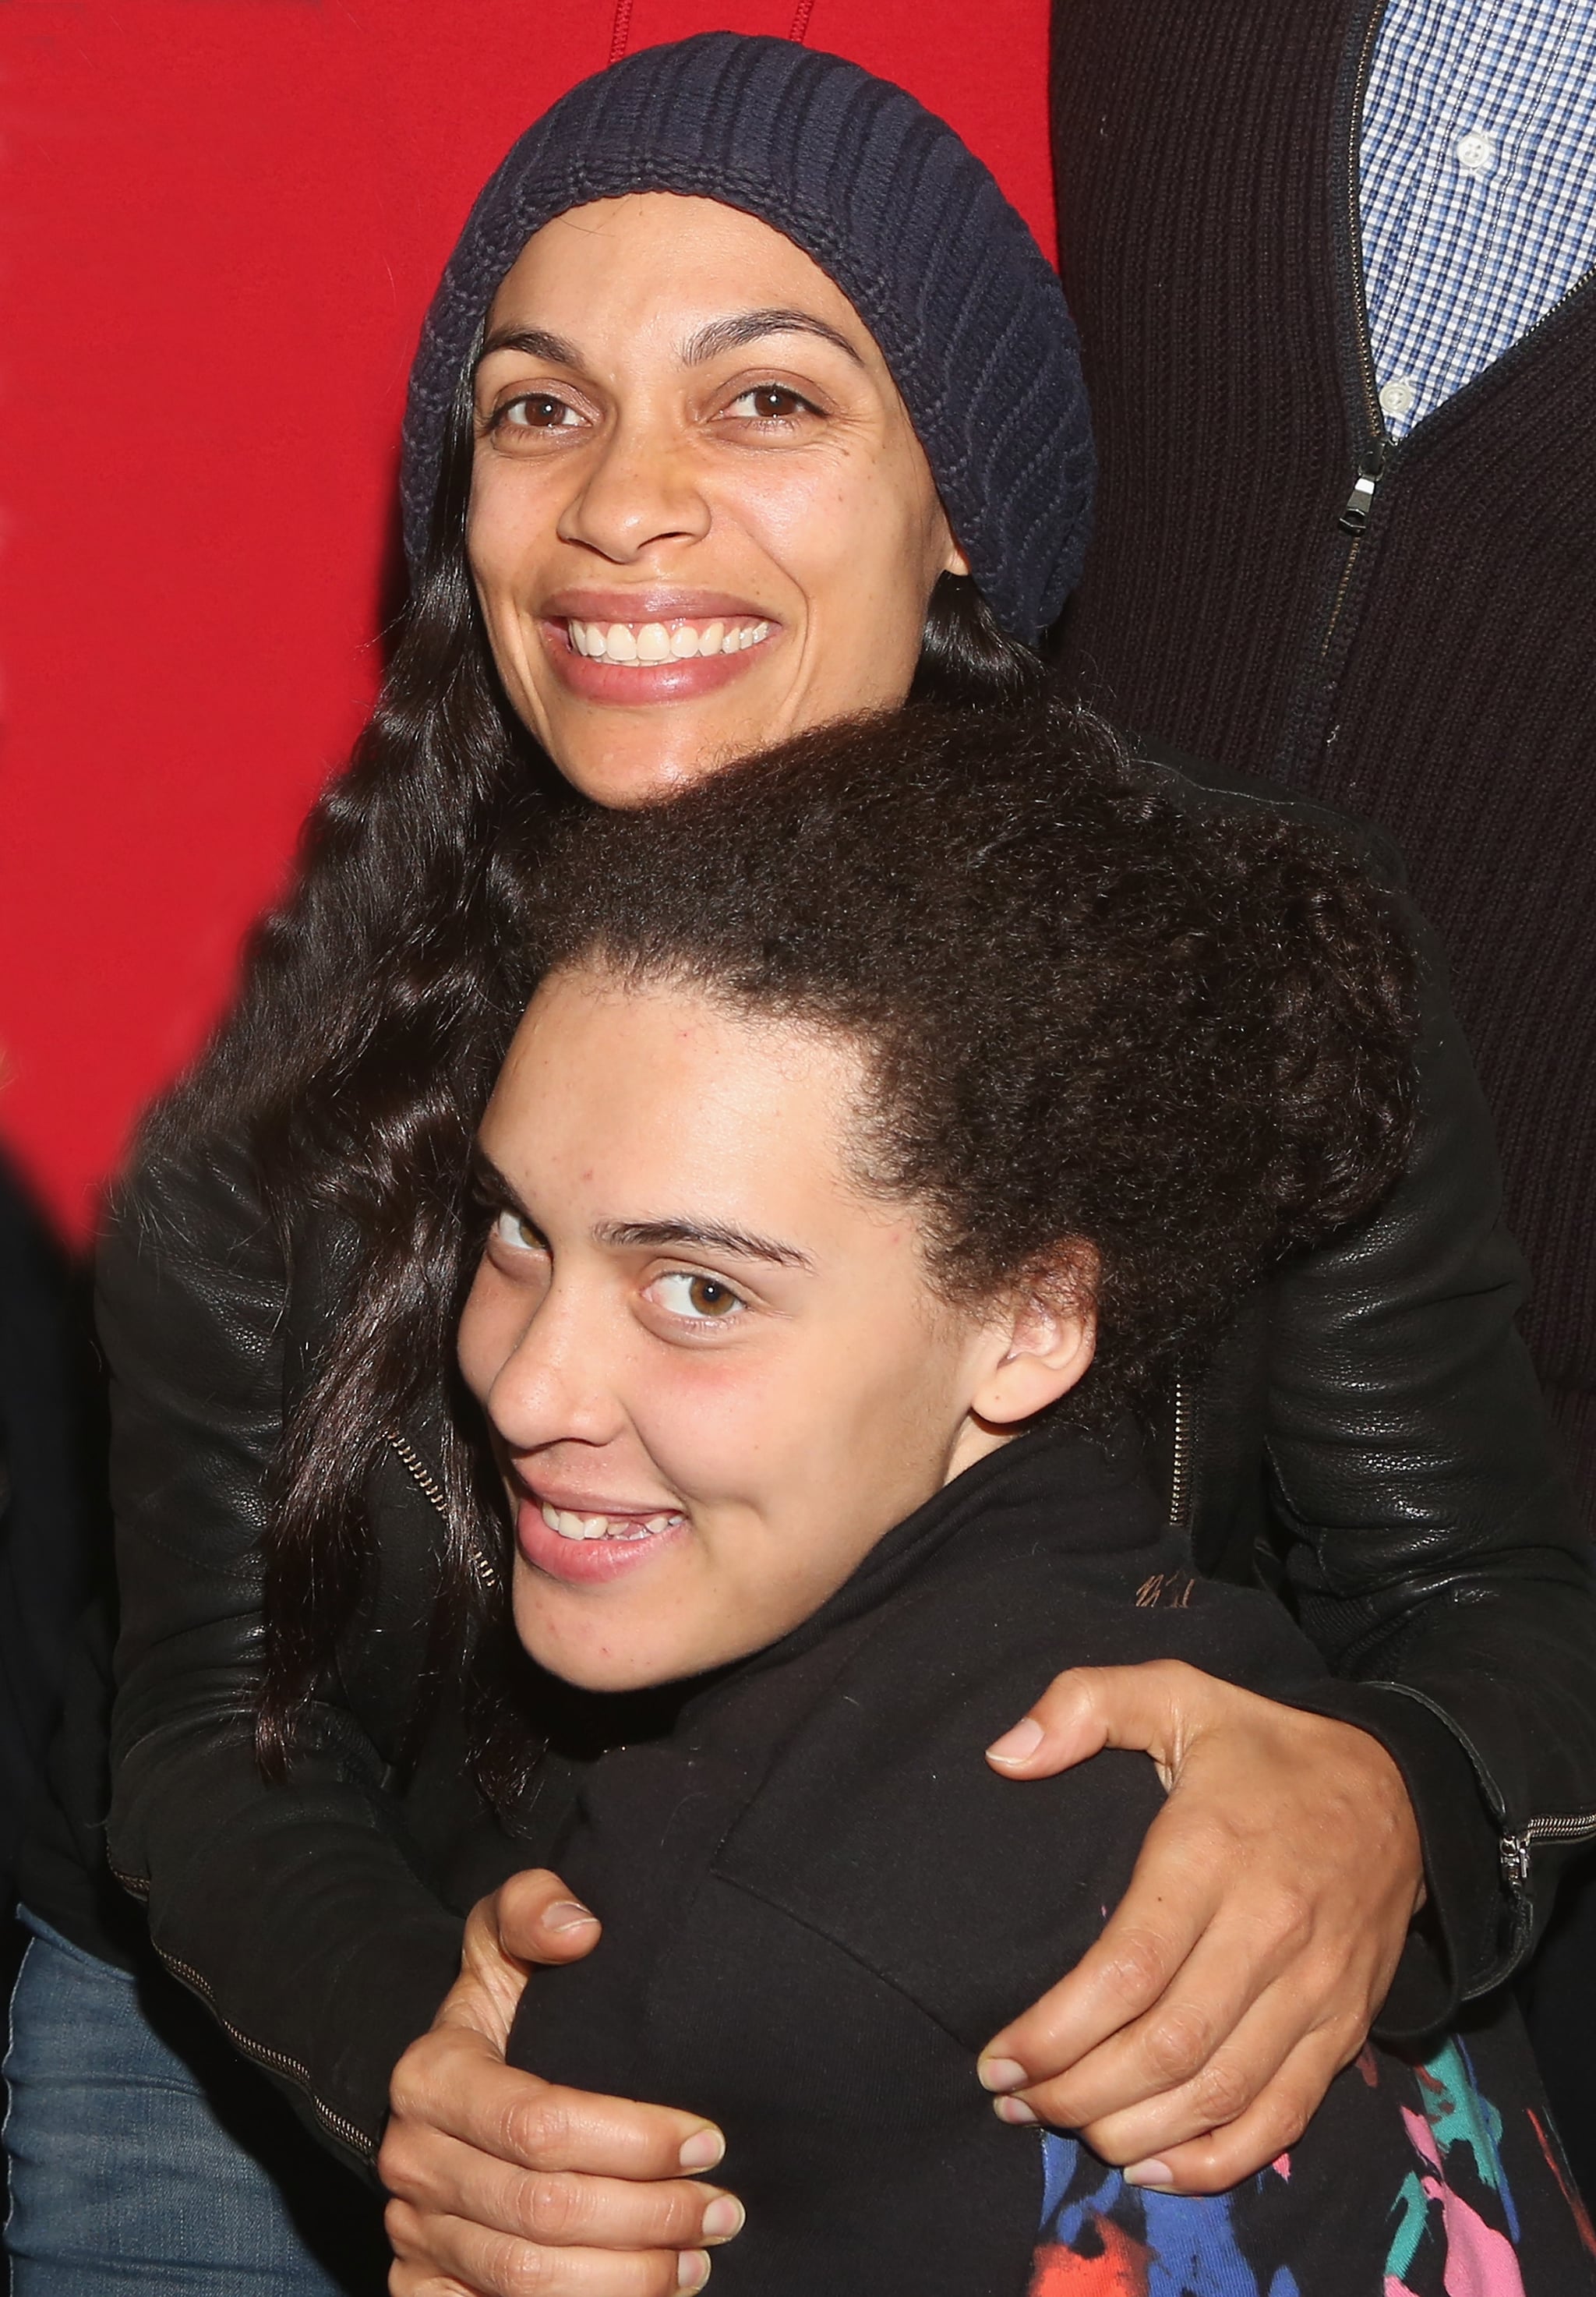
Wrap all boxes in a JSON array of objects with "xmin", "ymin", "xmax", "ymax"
[
  {"xmin": 387, "ymin": 1428, "xmax": 500, "ymax": 1592},
  {"xmin": 1500, "ymin": 1811, "xmax": 1596, "ymax": 1894},
  {"xmin": 1167, "ymin": 1372, "xmax": 1197, "ymax": 1533},
  {"xmin": 109, "ymin": 1866, "xmax": 379, "ymax": 2160},
  {"xmin": 1361, "ymin": 1681, "xmax": 1593, "ymax": 1982}
]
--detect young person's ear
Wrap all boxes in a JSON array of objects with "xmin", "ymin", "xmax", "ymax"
[{"xmin": 972, "ymin": 1258, "xmax": 1096, "ymax": 1428}]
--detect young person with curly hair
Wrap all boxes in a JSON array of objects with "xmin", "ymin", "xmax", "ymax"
[
  {"xmin": 446, "ymin": 703, "xmax": 1594, "ymax": 2292},
  {"xmin": 7, "ymin": 34, "xmax": 1594, "ymax": 2297}
]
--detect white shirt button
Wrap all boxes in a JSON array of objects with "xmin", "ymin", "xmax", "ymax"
[
  {"xmin": 1380, "ymin": 376, "xmax": 1418, "ymax": 419},
  {"xmin": 1457, "ymin": 128, "xmax": 1497, "ymax": 177}
]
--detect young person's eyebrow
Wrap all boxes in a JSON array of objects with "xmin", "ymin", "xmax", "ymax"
[
  {"xmin": 678, "ymin": 308, "xmax": 866, "ymax": 368},
  {"xmin": 595, "ymin": 1217, "xmax": 814, "ymax": 1270},
  {"xmin": 475, "ymin": 324, "xmax": 584, "ymax": 371},
  {"xmin": 468, "ymin": 1146, "xmax": 536, "ymax": 1221}
]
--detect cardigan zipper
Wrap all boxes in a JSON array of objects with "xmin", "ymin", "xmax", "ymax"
[
  {"xmin": 1324, "ymin": 4, "xmax": 1391, "ymax": 617},
  {"xmin": 108, "ymin": 1866, "xmax": 379, "ymax": 2160},
  {"xmin": 1339, "ymin": 436, "xmax": 1389, "ymax": 535}
]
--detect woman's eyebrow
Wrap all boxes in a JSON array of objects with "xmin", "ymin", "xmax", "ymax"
[
  {"xmin": 595, "ymin": 1217, "xmax": 814, "ymax": 1270},
  {"xmin": 678, "ymin": 309, "xmax": 865, "ymax": 368},
  {"xmin": 468, "ymin": 1145, "xmax": 535, "ymax": 1217},
  {"xmin": 475, "ymin": 324, "xmax": 584, "ymax": 370}
]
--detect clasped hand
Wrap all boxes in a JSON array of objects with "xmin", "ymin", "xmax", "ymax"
[{"xmin": 380, "ymin": 1662, "xmax": 1424, "ymax": 2292}]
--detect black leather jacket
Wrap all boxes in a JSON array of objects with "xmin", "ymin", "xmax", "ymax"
[{"xmin": 103, "ymin": 747, "xmax": 1596, "ymax": 2170}]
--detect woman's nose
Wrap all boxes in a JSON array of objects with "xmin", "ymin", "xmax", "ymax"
[
  {"xmin": 487, "ymin": 1287, "xmax": 627, "ymax": 1451},
  {"xmin": 556, "ymin": 418, "xmax": 711, "ymax": 563}
]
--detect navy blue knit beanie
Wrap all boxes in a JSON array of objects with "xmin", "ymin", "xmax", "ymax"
[{"xmin": 401, "ymin": 34, "xmax": 1092, "ymax": 645}]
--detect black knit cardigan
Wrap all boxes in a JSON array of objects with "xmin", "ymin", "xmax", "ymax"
[{"xmin": 1050, "ymin": 0, "xmax": 1596, "ymax": 1497}]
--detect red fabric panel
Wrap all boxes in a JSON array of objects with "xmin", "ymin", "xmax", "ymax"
[{"xmin": 0, "ymin": 2, "xmax": 1053, "ymax": 1239}]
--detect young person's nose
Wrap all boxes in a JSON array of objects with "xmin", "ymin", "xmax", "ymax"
[
  {"xmin": 487, "ymin": 1279, "xmax": 630, "ymax": 1452},
  {"xmin": 555, "ymin": 412, "xmax": 712, "ymax": 564}
]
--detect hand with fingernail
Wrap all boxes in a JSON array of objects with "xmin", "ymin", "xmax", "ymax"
[
  {"xmin": 975, "ymin": 1661, "xmax": 1423, "ymax": 2196},
  {"xmin": 381, "ymin": 1868, "xmax": 743, "ymax": 2295}
]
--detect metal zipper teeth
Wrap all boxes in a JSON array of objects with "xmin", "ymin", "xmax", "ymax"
[
  {"xmin": 1344, "ymin": 2, "xmax": 1387, "ymax": 442},
  {"xmin": 1167, "ymin": 1373, "xmax": 1195, "ymax": 1532},
  {"xmin": 1330, "ymin": 3, "xmax": 1393, "ymax": 560},
  {"xmin": 1358, "ymin": 1680, "xmax": 1596, "ymax": 1981},
  {"xmin": 1500, "ymin": 1811, "xmax": 1596, "ymax": 1892},
  {"xmin": 109, "ymin": 1865, "xmax": 377, "ymax": 2159},
  {"xmin": 1334, "ymin": 5, "xmax": 1596, "ymax": 539},
  {"xmin": 386, "ymin": 1428, "xmax": 500, "ymax": 1592}
]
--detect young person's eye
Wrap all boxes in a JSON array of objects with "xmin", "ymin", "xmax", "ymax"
[
  {"xmin": 646, "ymin": 1270, "xmax": 749, "ymax": 1323},
  {"xmin": 490, "ymin": 1207, "xmax": 542, "ymax": 1253},
  {"xmin": 723, "ymin": 383, "xmax": 821, "ymax": 423}
]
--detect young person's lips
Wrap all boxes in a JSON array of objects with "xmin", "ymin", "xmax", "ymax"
[
  {"xmin": 515, "ymin": 1491, "xmax": 688, "ymax": 1587},
  {"xmin": 538, "ymin": 591, "xmax": 779, "ymax": 706}
]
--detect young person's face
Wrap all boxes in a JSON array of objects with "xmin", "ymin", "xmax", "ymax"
[
  {"xmin": 457, "ymin": 967, "xmax": 1090, "ymax": 1692},
  {"xmin": 467, "ymin": 193, "xmax": 968, "ymax": 811}
]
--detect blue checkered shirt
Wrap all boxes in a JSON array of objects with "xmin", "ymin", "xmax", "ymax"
[{"xmin": 1360, "ymin": 0, "xmax": 1596, "ymax": 438}]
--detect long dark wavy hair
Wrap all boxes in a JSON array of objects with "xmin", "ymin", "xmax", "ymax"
[{"xmin": 142, "ymin": 362, "xmax": 1049, "ymax": 1781}]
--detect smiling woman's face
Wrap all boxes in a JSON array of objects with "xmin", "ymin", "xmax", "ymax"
[
  {"xmin": 467, "ymin": 193, "xmax": 968, "ymax": 807},
  {"xmin": 456, "ymin": 967, "xmax": 1089, "ymax": 1691}
]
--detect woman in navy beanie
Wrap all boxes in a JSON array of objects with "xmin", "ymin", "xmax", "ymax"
[{"xmin": 9, "ymin": 32, "xmax": 1589, "ymax": 2297}]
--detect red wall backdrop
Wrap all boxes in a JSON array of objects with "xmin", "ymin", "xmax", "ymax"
[{"xmin": 0, "ymin": 1, "xmax": 1055, "ymax": 1242}]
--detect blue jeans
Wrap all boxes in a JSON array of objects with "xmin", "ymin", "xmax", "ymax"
[{"xmin": 3, "ymin": 1909, "xmax": 387, "ymax": 2295}]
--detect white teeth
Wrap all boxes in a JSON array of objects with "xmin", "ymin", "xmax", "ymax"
[
  {"xmin": 566, "ymin": 617, "xmax": 772, "ymax": 664},
  {"xmin": 540, "ymin": 1501, "xmax": 684, "ymax": 1543}
]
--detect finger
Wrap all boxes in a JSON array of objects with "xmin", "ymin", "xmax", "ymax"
[
  {"xmin": 490, "ymin": 1870, "xmax": 609, "ymax": 1969},
  {"xmin": 387, "ymin": 2037, "xmax": 725, "ymax": 2181},
  {"xmin": 380, "ymin": 2121, "xmax": 742, "ymax": 2252},
  {"xmin": 386, "ymin": 2199, "xmax": 710, "ymax": 2297},
  {"xmin": 1111, "ymin": 2025, "xmax": 1361, "ymax": 2196},
  {"xmin": 998, "ymin": 1857, "xmax": 1323, "ymax": 2128},
  {"xmin": 980, "ymin": 1818, "xmax": 1227, "ymax": 2094},
  {"xmin": 985, "ymin": 1659, "xmax": 1213, "ymax": 1779},
  {"xmin": 1056, "ymin": 1963, "xmax": 1361, "ymax": 2164}
]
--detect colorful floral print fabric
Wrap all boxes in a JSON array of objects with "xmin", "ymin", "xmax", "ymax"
[{"xmin": 1027, "ymin": 2013, "xmax": 1596, "ymax": 2297}]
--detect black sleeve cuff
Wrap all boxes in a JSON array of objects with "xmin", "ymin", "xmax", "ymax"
[{"xmin": 1272, "ymin": 1677, "xmax": 1502, "ymax": 2040}]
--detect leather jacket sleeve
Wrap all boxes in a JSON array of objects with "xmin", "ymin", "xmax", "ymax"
[
  {"xmin": 1156, "ymin": 742, "xmax": 1596, "ymax": 2029},
  {"xmin": 102, "ymin": 1130, "xmax": 465, "ymax": 2168}
]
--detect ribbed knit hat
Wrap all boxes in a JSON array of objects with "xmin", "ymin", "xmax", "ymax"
[{"xmin": 401, "ymin": 33, "xmax": 1092, "ymax": 644}]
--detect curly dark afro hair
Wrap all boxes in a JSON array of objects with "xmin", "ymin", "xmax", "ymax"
[{"xmin": 500, "ymin": 703, "xmax": 1419, "ymax": 1424}]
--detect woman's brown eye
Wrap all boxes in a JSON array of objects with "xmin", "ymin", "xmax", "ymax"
[
  {"xmin": 729, "ymin": 385, "xmax": 809, "ymax": 421},
  {"xmin": 503, "ymin": 394, "xmax": 577, "ymax": 429},
  {"xmin": 651, "ymin": 1270, "xmax": 747, "ymax": 1321}
]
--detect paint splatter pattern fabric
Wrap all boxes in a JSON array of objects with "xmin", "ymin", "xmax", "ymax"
[{"xmin": 1028, "ymin": 2013, "xmax": 1596, "ymax": 2295}]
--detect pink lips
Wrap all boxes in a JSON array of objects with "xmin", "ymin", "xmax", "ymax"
[
  {"xmin": 515, "ymin": 1493, "xmax": 688, "ymax": 1587},
  {"xmin": 539, "ymin": 588, "xmax": 778, "ymax": 708}
]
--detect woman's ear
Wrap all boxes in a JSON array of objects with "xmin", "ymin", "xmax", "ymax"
[
  {"xmin": 944, "ymin": 536, "xmax": 973, "ymax": 578},
  {"xmin": 972, "ymin": 1257, "xmax": 1096, "ymax": 1427}
]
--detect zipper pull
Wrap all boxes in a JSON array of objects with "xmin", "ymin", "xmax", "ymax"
[
  {"xmin": 1500, "ymin": 1832, "xmax": 1531, "ymax": 1892},
  {"xmin": 1340, "ymin": 439, "xmax": 1388, "ymax": 535}
]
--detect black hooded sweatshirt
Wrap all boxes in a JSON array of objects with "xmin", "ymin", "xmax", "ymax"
[{"xmin": 507, "ymin": 1426, "xmax": 1594, "ymax": 2295}]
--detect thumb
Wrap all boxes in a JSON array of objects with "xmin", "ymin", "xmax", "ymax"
[
  {"xmin": 491, "ymin": 1866, "xmax": 604, "ymax": 1967},
  {"xmin": 985, "ymin": 1659, "xmax": 1212, "ymax": 1783}
]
